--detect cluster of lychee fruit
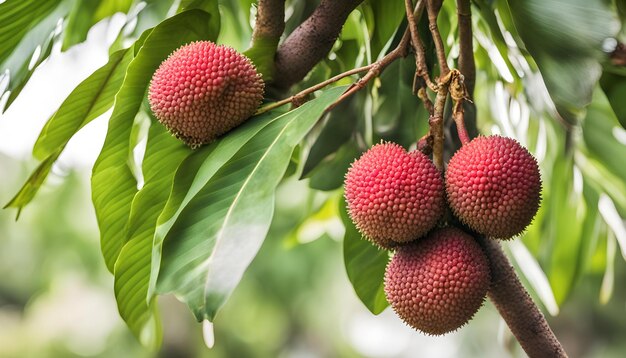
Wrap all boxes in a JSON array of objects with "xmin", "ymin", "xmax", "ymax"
[
  {"xmin": 148, "ymin": 41, "xmax": 264, "ymax": 148},
  {"xmin": 344, "ymin": 136, "xmax": 541, "ymax": 335}
]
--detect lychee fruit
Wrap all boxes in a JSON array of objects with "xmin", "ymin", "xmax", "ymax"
[
  {"xmin": 344, "ymin": 142, "xmax": 445, "ymax": 249},
  {"xmin": 445, "ymin": 136, "xmax": 541, "ymax": 239},
  {"xmin": 384, "ymin": 227, "xmax": 490, "ymax": 335},
  {"xmin": 148, "ymin": 41, "xmax": 264, "ymax": 148}
]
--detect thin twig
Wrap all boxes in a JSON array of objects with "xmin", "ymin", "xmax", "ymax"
[
  {"xmin": 417, "ymin": 87, "xmax": 434, "ymax": 114},
  {"xmin": 426, "ymin": 0, "xmax": 450, "ymax": 76},
  {"xmin": 405, "ymin": 0, "xmax": 437, "ymax": 91},
  {"xmin": 327, "ymin": 29, "xmax": 411, "ymax": 111},
  {"xmin": 256, "ymin": 29, "xmax": 411, "ymax": 115},
  {"xmin": 255, "ymin": 65, "xmax": 373, "ymax": 115}
]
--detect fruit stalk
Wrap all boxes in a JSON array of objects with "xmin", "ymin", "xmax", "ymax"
[{"xmin": 481, "ymin": 238, "xmax": 568, "ymax": 358}]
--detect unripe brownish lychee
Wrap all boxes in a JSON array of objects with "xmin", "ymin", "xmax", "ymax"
[
  {"xmin": 148, "ymin": 41, "xmax": 264, "ymax": 148},
  {"xmin": 445, "ymin": 136, "xmax": 541, "ymax": 239},
  {"xmin": 344, "ymin": 142, "xmax": 445, "ymax": 249},
  {"xmin": 384, "ymin": 227, "xmax": 490, "ymax": 335}
]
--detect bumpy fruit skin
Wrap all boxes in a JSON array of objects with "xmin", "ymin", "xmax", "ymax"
[
  {"xmin": 446, "ymin": 136, "xmax": 541, "ymax": 239},
  {"xmin": 384, "ymin": 227, "xmax": 490, "ymax": 335},
  {"xmin": 149, "ymin": 41, "xmax": 264, "ymax": 148},
  {"xmin": 344, "ymin": 142, "xmax": 445, "ymax": 248}
]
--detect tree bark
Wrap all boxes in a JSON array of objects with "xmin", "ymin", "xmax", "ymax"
[
  {"xmin": 481, "ymin": 238, "xmax": 568, "ymax": 358},
  {"xmin": 273, "ymin": 0, "xmax": 364, "ymax": 90}
]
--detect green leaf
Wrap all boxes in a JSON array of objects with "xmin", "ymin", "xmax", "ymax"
[
  {"xmin": 177, "ymin": 0, "xmax": 221, "ymax": 40},
  {"xmin": 62, "ymin": 0, "xmax": 133, "ymax": 51},
  {"xmin": 61, "ymin": 1, "xmax": 100, "ymax": 51},
  {"xmin": 244, "ymin": 36, "xmax": 279, "ymax": 82},
  {"xmin": 545, "ymin": 155, "xmax": 585, "ymax": 304},
  {"xmin": 340, "ymin": 198, "xmax": 389, "ymax": 314},
  {"xmin": 582, "ymin": 88, "xmax": 626, "ymax": 184},
  {"xmin": 93, "ymin": 0, "xmax": 133, "ymax": 23},
  {"xmin": 114, "ymin": 121, "xmax": 190, "ymax": 349},
  {"xmin": 504, "ymin": 0, "xmax": 619, "ymax": 123},
  {"xmin": 362, "ymin": 0, "xmax": 406, "ymax": 58},
  {"xmin": 0, "ymin": 0, "xmax": 62, "ymax": 64},
  {"xmin": 301, "ymin": 94, "xmax": 361, "ymax": 178},
  {"xmin": 308, "ymin": 142, "xmax": 361, "ymax": 191},
  {"xmin": 1, "ymin": 0, "xmax": 70, "ymax": 112},
  {"xmin": 34, "ymin": 48, "xmax": 134, "ymax": 159},
  {"xmin": 3, "ymin": 150, "xmax": 61, "ymax": 219},
  {"xmin": 4, "ymin": 47, "xmax": 134, "ymax": 215},
  {"xmin": 155, "ymin": 86, "xmax": 346, "ymax": 321},
  {"xmin": 92, "ymin": 9, "xmax": 216, "ymax": 272}
]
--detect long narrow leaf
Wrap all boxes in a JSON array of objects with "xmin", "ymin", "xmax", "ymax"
[
  {"xmin": 92, "ymin": 9, "xmax": 214, "ymax": 272},
  {"xmin": 155, "ymin": 87, "xmax": 346, "ymax": 321}
]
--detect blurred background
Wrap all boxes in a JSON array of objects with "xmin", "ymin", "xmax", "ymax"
[{"xmin": 2, "ymin": 1, "xmax": 626, "ymax": 357}]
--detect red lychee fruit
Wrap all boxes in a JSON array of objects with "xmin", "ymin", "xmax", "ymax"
[
  {"xmin": 446, "ymin": 136, "xmax": 541, "ymax": 239},
  {"xmin": 344, "ymin": 142, "xmax": 445, "ymax": 249},
  {"xmin": 384, "ymin": 227, "xmax": 490, "ymax": 335},
  {"xmin": 445, "ymin": 136, "xmax": 541, "ymax": 239},
  {"xmin": 148, "ymin": 41, "xmax": 264, "ymax": 148}
]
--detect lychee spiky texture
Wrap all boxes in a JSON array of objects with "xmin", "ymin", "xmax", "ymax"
[
  {"xmin": 148, "ymin": 41, "xmax": 264, "ymax": 148},
  {"xmin": 384, "ymin": 227, "xmax": 490, "ymax": 335},
  {"xmin": 445, "ymin": 136, "xmax": 541, "ymax": 239},
  {"xmin": 344, "ymin": 142, "xmax": 445, "ymax": 249}
]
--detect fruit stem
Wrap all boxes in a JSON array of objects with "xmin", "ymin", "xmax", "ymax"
[
  {"xmin": 450, "ymin": 71, "xmax": 471, "ymax": 145},
  {"xmin": 481, "ymin": 238, "xmax": 568, "ymax": 358},
  {"xmin": 453, "ymin": 102, "xmax": 470, "ymax": 145},
  {"xmin": 430, "ymin": 81, "xmax": 448, "ymax": 171}
]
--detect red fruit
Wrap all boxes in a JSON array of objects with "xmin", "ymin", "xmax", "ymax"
[
  {"xmin": 445, "ymin": 136, "xmax": 541, "ymax": 239},
  {"xmin": 384, "ymin": 227, "xmax": 490, "ymax": 335},
  {"xmin": 149, "ymin": 41, "xmax": 264, "ymax": 148},
  {"xmin": 344, "ymin": 142, "xmax": 445, "ymax": 248}
]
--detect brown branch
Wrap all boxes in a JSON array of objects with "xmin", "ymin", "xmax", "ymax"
[
  {"xmin": 426, "ymin": 0, "xmax": 450, "ymax": 76},
  {"xmin": 456, "ymin": 0, "xmax": 475, "ymax": 95},
  {"xmin": 251, "ymin": 0, "xmax": 286, "ymax": 43},
  {"xmin": 273, "ymin": 0, "xmax": 364, "ymax": 90},
  {"xmin": 328, "ymin": 30, "xmax": 411, "ymax": 111},
  {"xmin": 405, "ymin": 0, "xmax": 437, "ymax": 92},
  {"xmin": 255, "ymin": 65, "xmax": 372, "ymax": 115},
  {"xmin": 481, "ymin": 238, "xmax": 568, "ymax": 358},
  {"xmin": 255, "ymin": 29, "xmax": 411, "ymax": 115},
  {"xmin": 430, "ymin": 77, "xmax": 449, "ymax": 171}
]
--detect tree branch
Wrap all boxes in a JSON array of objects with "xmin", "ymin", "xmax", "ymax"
[
  {"xmin": 405, "ymin": 0, "xmax": 437, "ymax": 92},
  {"xmin": 426, "ymin": 0, "xmax": 450, "ymax": 76},
  {"xmin": 456, "ymin": 0, "xmax": 475, "ymax": 95},
  {"xmin": 251, "ymin": 0, "xmax": 286, "ymax": 43},
  {"xmin": 481, "ymin": 238, "xmax": 568, "ymax": 358},
  {"xmin": 273, "ymin": 0, "xmax": 364, "ymax": 90}
]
